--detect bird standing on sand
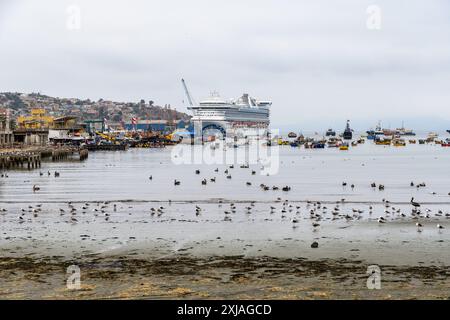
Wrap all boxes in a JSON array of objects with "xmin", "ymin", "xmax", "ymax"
[
  {"xmin": 416, "ymin": 222, "xmax": 423, "ymax": 232},
  {"xmin": 410, "ymin": 197, "xmax": 420, "ymax": 208}
]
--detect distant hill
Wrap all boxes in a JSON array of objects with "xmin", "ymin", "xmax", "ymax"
[{"xmin": 0, "ymin": 92, "xmax": 191, "ymax": 123}]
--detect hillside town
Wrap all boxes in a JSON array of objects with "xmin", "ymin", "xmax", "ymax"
[{"xmin": 0, "ymin": 92, "xmax": 192, "ymax": 150}]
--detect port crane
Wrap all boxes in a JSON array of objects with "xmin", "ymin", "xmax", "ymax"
[{"xmin": 181, "ymin": 78, "xmax": 197, "ymax": 107}]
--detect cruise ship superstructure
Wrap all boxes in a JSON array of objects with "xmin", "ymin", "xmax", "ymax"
[{"xmin": 182, "ymin": 79, "xmax": 271, "ymax": 141}]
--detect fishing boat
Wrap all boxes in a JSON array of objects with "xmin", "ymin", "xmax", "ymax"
[
  {"xmin": 278, "ymin": 138, "xmax": 290, "ymax": 145},
  {"xmin": 392, "ymin": 138, "xmax": 406, "ymax": 146},
  {"xmin": 327, "ymin": 137, "xmax": 342, "ymax": 148},
  {"xmin": 366, "ymin": 124, "xmax": 384, "ymax": 139},
  {"xmin": 325, "ymin": 128, "xmax": 336, "ymax": 136},
  {"xmin": 375, "ymin": 136, "xmax": 391, "ymax": 145},
  {"xmin": 342, "ymin": 120, "xmax": 353, "ymax": 140},
  {"xmin": 339, "ymin": 143, "xmax": 349, "ymax": 150},
  {"xmin": 396, "ymin": 122, "xmax": 416, "ymax": 136},
  {"xmin": 312, "ymin": 141, "xmax": 325, "ymax": 149},
  {"xmin": 426, "ymin": 132, "xmax": 438, "ymax": 143},
  {"xmin": 442, "ymin": 138, "xmax": 450, "ymax": 147}
]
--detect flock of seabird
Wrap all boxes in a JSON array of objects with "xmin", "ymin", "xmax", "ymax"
[{"xmin": 1, "ymin": 166, "xmax": 448, "ymax": 235}]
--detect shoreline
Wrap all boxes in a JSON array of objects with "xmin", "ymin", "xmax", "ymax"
[{"xmin": 1, "ymin": 252, "xmax": 449, "ymax": 299}]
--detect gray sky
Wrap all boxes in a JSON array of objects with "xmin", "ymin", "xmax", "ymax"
[{"xmin": 1, "ymin": 0, "xmax": 450, "ymax": 130}]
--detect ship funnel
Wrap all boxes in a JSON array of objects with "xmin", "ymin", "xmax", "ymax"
[{"xmin": 242, "ymin": 93, "xmax": 249, "ymax": 105}]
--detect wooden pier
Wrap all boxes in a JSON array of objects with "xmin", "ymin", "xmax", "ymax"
[
  {"xmin": 0, "ymin": 151, "xmax": 41, "ymax": 170},
  {"xmin": 0, "ymin": 146, "xmax": 89, "ymax": 170}
]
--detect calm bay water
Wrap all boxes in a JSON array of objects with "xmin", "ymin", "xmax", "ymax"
[{"xmin": 1, "ymin": 140, "xmax": 449, "ymax": 203}]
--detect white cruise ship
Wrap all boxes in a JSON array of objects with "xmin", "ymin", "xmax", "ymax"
[{"xmin": 182, "ymin": 79, "xmax": 271, "ymax": 140}]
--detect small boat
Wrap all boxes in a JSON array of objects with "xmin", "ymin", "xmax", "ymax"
[
  {"xmin": 327, "ymin": 137, "xmax": 342, "ymax": 147},
  {"xmin": 375, "ymin": 136, "xmax": 391, "ymax": 145},
  {"xmin": 278, "ymin": 138, "xmax": 290, "ymax": 145},
  {"xmin": 326, "ymin": 129, "xmax": 336, "ymax": 137},
  {"xmin": 418, "ymin": 139, "xmax": 426, "ymax": 144},
  {"xmin": 312, "ymin": 142, "xmax": 325, "ymax": 149},
  {"xmin": 442, "ymin": 138, "xmax": 450, "ymax": 147},
  {"xmin": 288, "ymin": 132, "xmax": 297, "ymax": 138},
  {"xmin": 409, "ymin": 139, "xmax": 416, "ymax": 144},
  {"xmin": 447, "ymin": 130, "xmax": 450, "ymax": 134},
  {"xmin": 392, "ymin": 138, "xmax": 406, "ymax": 146},
  {"xmin": 343, "ymin": 120, "xmax": 353, "ymax": 140},
  {"xmin": 339, "ymin": 143, "xmax": 349, "ymax": 150},
  {"xmin": 290, "ymin": 141, "xmax": 299, "ymax": 147}
]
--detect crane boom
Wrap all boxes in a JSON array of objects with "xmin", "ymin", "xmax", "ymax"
[{"xmin": 181, "ymin": 78, "xmax": 196, "ymax": 107}]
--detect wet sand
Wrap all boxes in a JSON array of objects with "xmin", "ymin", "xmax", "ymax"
[
  {"xmin": 1, "ymin": 198, "xmax": 450, "ymax": 300},
  {"xmin": 1, "ymin": 252, "xmax": 450, "ymax": 299}
]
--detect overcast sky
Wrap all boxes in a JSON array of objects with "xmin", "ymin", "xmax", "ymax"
[{"xmin": 1, "ymin": 0, "xmax": 449, "ymax": 130}]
